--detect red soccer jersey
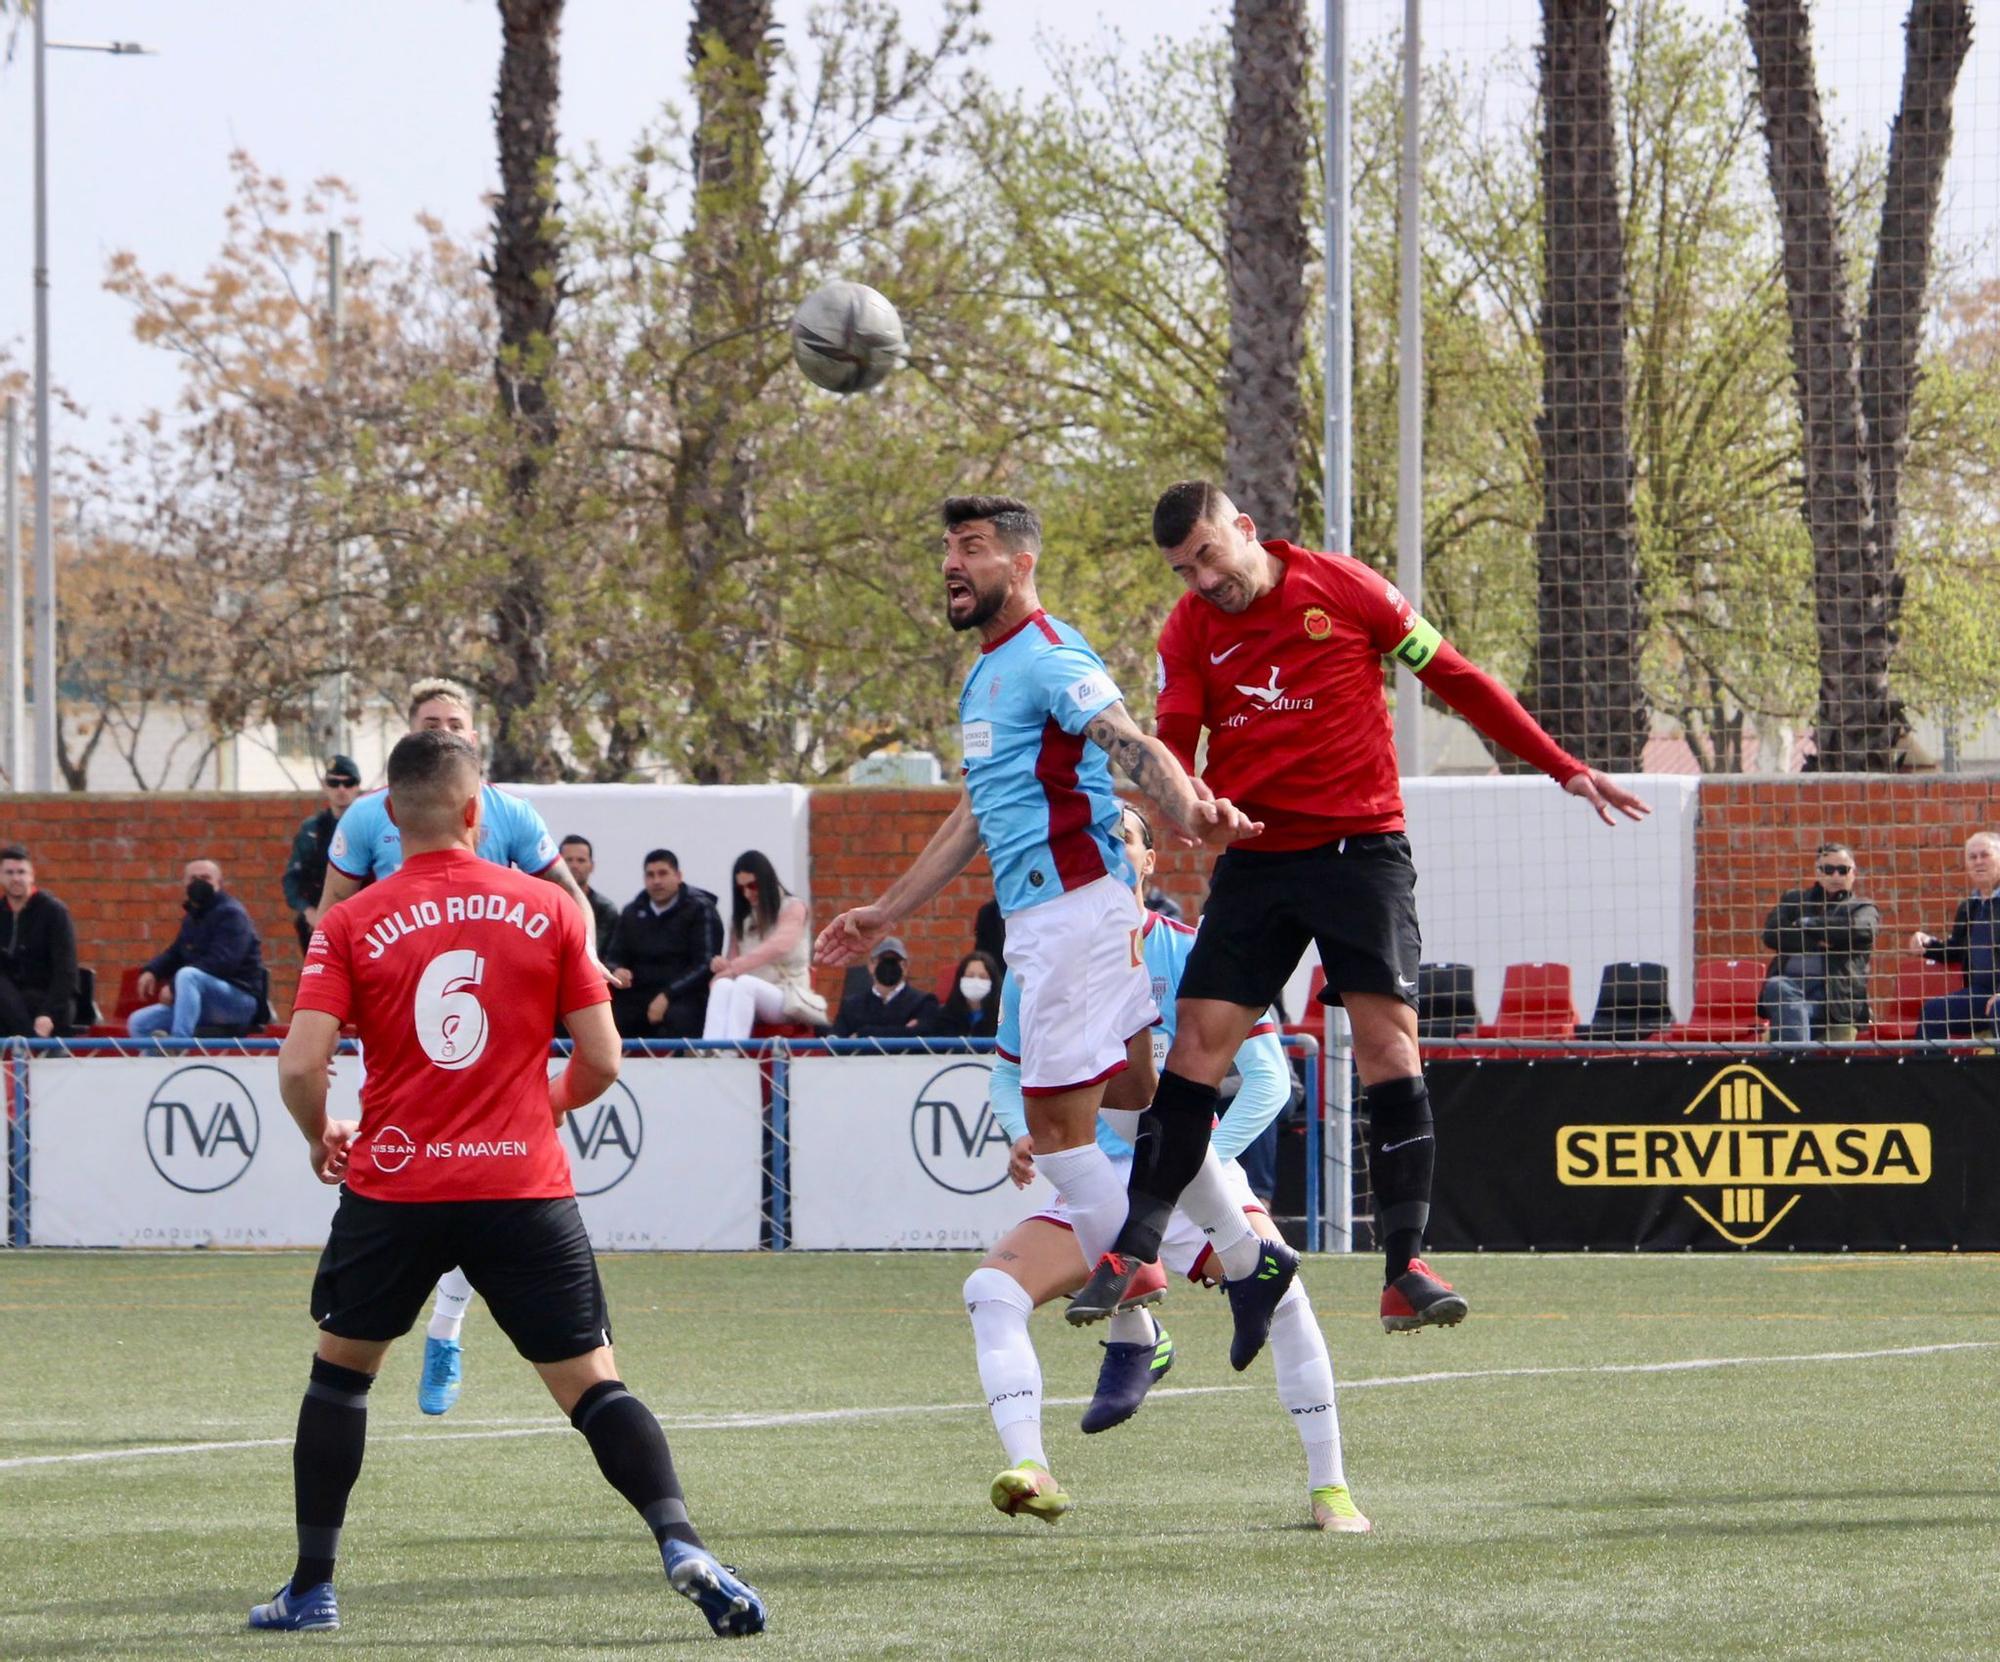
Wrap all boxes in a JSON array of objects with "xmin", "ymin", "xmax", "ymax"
[
  {"xmin": 1156, "ymin": 541, "xmax": 1582, "ymax": 850},
  {"xmin": 294, "ymin": 847, "xmax": 609, "ymax": 1202}
]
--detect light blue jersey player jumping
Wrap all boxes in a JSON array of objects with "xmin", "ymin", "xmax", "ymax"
[
  {"xmin": 312, "ymin": 679, "xmax": 595, "ymax": 1421},
  {"xmin": 965, "ymin": 804, "xmax": 1367, "ymax": 1531},
  {"xmin": 814, "ymin": 496, "xmax": 1260, "ymax": 1355}
]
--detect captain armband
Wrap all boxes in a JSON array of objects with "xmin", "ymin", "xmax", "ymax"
[{"xmin": 1390, "ymin": 614, "xmax": 1442, "ymax": 672}]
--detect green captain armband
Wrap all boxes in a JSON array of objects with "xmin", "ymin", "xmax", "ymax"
[{"xmin": 1390, "ymin": 614, "xmax": 1442, "ymax": 672}]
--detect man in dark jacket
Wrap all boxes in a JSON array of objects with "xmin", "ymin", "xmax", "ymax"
[
  {"xmin": 0, "ymin": 844, "xmax": 78, "ymax": 1037},
  {"xmin": 832, "ymin": 936, "xmax": 939, "ymax": 1038},
  {"xmin": 1758, "ymin": 842, "xmax": 1878, "ymax": 1044},
  {"xmin": 129, "ymin": 859, "xmax": 268, "ymax": 1038},
  {"xmin": 560, "ymin": 834, "xmax": 622, "ymax": 964},
  {"xmin": 608, "ymin": 849, "xmax": 722, "ymax": 1039},
  {"xmin": 1910, "ymin": 830, "xmax": 2000, "ymax": 1042},
  {"xmin": 282, "ymin": 755, "xmax": 363, "ymax": 952}
]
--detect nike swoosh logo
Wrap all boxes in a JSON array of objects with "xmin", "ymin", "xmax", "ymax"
[
  {"xmin": 1209, "ymin": 643, "xmax": 1243, "ymax": 664},
  {"xmin": 1396, "ymin": 975, "xmax": 1416, "ymax": 990},
  {"xmin": 1378, "ymin": 1134, "xmax": 1433, "ymax": 1154}
]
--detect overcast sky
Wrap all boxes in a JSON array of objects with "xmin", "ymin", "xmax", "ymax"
[{"xmin": 1, "ymin": 1, "xmax": 1992, "ymax": 462}]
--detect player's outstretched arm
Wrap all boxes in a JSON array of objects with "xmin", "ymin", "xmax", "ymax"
[
  {"xmin": 278, "ymin": 1011, "xmax": 354, "ymax": 1184},
  {"xmin": 315, "ymin": 866, "xmax": 362, "ymax": 916},
  {"xmin": 815, "ymin": 791, "xmax": 983, "ymax": 966},
  {"xmin": 538, "ymin": 855, "xmax": 609, "ymax": 972},
  {"xmin": 1561, "ymin": 769, "xmax": 1651, "ymax": 826},
  {"xmin": 1082, "ymin": 701, "xmax": 1263, "ymax": 850},
  {"xmin": 552, "ymin": 1001, "xmax": 620, "ymax": 1119}
]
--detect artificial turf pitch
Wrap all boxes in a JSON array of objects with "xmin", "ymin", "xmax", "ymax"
[{"xmin": 2, "ymin": 1250, "xmax": 1997, "ymax": 1660}]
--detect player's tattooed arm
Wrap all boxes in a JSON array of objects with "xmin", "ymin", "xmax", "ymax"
[
  {"xmin": 538, "ymin": 854, "xmax": 601, "ymax": 958},
  {"xmin": 1083, "ymin": 701, "xmax": 1263, "ymax": 850}
]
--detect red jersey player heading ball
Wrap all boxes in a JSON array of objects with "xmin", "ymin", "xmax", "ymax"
[{"xmin": 1071, "ymin": 482, "xmax": 1648, "ymax": 1361}]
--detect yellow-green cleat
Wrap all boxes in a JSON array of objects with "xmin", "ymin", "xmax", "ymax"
[
  {"xmin": 1310, "ymin": 1484, "xmax": 1372, "ymax": 1534},
  {"xmin": 990, "ymin": 1460, "xmax": 1072, "ymax": 1524}
]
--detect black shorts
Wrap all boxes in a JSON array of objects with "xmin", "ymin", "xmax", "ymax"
[
  {"xmin": 1178, "ymin": 833, "xmax": 1422, "ymax": 1014},
  {"xmin": 311, "ymin": 1190, "xmax": 611, "ymax": 1364}
]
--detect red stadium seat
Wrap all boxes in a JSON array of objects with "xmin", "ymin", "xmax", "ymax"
[
  {"xmin": 86, "ymin": 967, "xmax": 149, "ymax": 1035},
  {"xmin": 1863, "ymin": 960, "xmax": 1962, "ymax": 1043},
  {"xmin": 1653, "ymin": 957, "xmax": 1767, "ymax": 1044},
  {"xmin": 1475, "ymin": 963, "xmax": 1577, "ymax": 1041}
]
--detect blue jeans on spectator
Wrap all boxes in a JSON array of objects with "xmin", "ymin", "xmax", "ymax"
[
  {"xmin": 128, "ymin": 968, "xmax": 259, "ymax": 1039},
  {"xmin": 1917, "ymin": 988, "xmax": 1998, "ymax": 1044},
  {"xmin": 1758, "ymin": 974, "xmax": 1819, "ymax": 1045}
]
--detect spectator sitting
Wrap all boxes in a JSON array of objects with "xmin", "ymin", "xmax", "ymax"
[
  {"xmin": 129, "ymin": 859, "xmax": 269, "ymax": 1039},
  {"xmin": 559, "ymin": 834, "xmax": 624, "ymax": 966},
  {"xmin": 922, "ymin": 949, "xmax": 1003, "ymax": 1038},
  {"xmin": 281, "ymin": 754, "xmax": 362, "ymax": 953},
  {"xmin": 0, "ymin": 844, "xmax": 78, "ymax": 1038},
  {"xmin": 608, "ymin": 848, "xmax": 722, "ymax": 1040},
  {"xmin": 703, "ymin": 850, "xmax": 830, "ymax": 1039},
  {"xmin": 1909, "ymin": 830, "xmax": 2000, "ymax": 1043},
  {"xmin": 834, "ymin": 936, "xmax": 940, "ymax": 1038},
  {"xmin": 1758, "ymin": 842, "xmax": 1878, "ymax": 1044}
]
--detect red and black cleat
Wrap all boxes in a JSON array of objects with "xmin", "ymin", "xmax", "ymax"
[
  {"xmin": 1067, "ymin": 1252, "xmax": 1144, "ymax": 1325},
  {"xmin": 1380, "ymin": 1257, "xmax": 1469, "ymax": 1334}
]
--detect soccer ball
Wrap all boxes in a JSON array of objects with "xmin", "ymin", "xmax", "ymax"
[{"xmin": 790, "ymin": 280, "xmax": 907, "ymax": 394}]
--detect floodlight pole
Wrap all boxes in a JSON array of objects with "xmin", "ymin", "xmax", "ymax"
[
  {"xmin": 4, "ymin": 396, "xmax": 21, "ymax": 788},
  {"xmin": 1394, "ymin": 0, "xmax": 1424, "ymax": 777},
  {"xmin": 1322, "ymin": 0, "xmax": 1351, "ymax": 557},
  {"xmin": 327, "ymin": 230, "xmax": 350, "ymax": 758}
]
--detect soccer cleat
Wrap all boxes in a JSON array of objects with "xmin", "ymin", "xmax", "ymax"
[
  {"xmin": 418, "ymin": 1335, "xmax": 463, "ymax": 1415},
  {"xmin": 661, "ymin": 1539, "xmax": 767, "ymax": 1637},
  {"xmin": 989, "ymin": 1459, "xmax": 1073, "ymax": 1524},
  {"xmin": 1116, "ymin": 1256, "xmax": 1168, "ymax": 1312},
  {"xmin": 247, "ymin": 1581, "xmax": 340, "ymax": 1632},
  {"xmin": 1066, "ymin": 1252, "xmax": 1144, "ymax": 1325},
  {"xmin": 1223, "ymin": 1240, "xmax": 1300, "ymax": 1371},
  {"xmin": 1310, "ymin": 1484, "xmax": 1373, "ymax": 1534},
  {"xmin": 1080, "ymin": 1321, "xmax": 1174, "ymax": 1435},
  {"xmin": 1380, "ymin": 1257, "xmax": 1469, "ymax": 1334}
]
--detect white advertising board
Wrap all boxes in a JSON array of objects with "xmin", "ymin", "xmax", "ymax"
[
  {"xmin": 26, "ymin": 1055, "xmax": 766, "ymax": 1251},
  {"xmin": 786, "ymin": 1054, "xmax": 1055, "ymax": 1250}
]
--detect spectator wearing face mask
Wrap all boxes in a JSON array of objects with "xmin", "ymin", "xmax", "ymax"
[
  {"xmin": 129, "ymin": 859, "xmax": 270, "ymax": 1038},
  {"xmin": 832, "ymin": 936, "xmax": 938, "ymax": 1038},
  {"xmin": 924, "ymin": 949, "xmax": 1004, "ymax": 1038}
]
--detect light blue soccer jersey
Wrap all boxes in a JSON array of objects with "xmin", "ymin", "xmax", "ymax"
[
  {"xmin": 327, "ymin": 783, "xmax": 559, "ymax": 882},
  {"xmin": 958, "ymin": 610, "xmax": 1132, "ymax": 917},
  {"xmin": 991, "ymin": 911, "xmax": 1289, "ymax": 1161}
]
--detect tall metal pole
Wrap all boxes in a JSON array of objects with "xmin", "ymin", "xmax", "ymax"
[
  {"xmin": 31, "ymin": 3, "xmax": 55, "ymax": 791},
  {"xmin": 327, "ymin": 230, "xmax": 350, "ymax": 758},
  {"xmin": 1394, "ymin": 0, "xmax": 1424, "ymax": 777},
  {"xmin": 3, "ymin": 397, "xmax": 21, "ymax": 788},
  {"xmin": 1323, "ymin": 0, "xmax": 1352, "ymax": 555}
]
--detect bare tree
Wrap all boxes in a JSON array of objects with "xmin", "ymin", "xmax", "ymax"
[
  {"xmin": 1744, "ymin": 0, "xmax": 1971, "ymax": 771},
  {"xmin": 1223, "ymin": 0, "xmax": 1310, "ymax": 538},
  {"xmin": 1527, "ymin": 0, "xmax": 1647, "ymax": 768},
  {"xmin": 487, "ymin": 0, "xmax": 566, "ymax": 780}
]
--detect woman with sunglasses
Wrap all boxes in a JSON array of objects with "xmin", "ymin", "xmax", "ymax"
[{"xmin": 702, "ymin": 851, "xmax": 830, "ymax": 1039}]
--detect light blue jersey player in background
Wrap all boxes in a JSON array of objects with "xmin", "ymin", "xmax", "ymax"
[
  {"xmin": 314, "ymin": 678, "xmax": 607, "ymax": 1418},
  {"xmin": 816, "ymin": 495, "xmax": 1261, "ymax": 1338},
  {"xmin": 964, "ymin": 805, "xmax": 1368, "ymax": 1532}
]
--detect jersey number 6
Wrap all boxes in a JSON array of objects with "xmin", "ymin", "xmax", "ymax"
[{"xmin": 415, "ymin": 949, "xmax": 491, "ymax": 1072}]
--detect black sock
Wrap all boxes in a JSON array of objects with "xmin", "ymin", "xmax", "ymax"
[
  {"xmin": 290, "ymin": 1356, "xmax": 374, "ymax": 1595},
  {"xmin": 1112, "ymin": 1070, "xmax": 1220, "ymax": 1261},
  {"xmin": 1365, "ymin": 1075, "xmax": 1435, "ymax": 1282},
  {"xmin": 571, "ymin": 1380, "xmax": 703, "ymax": 1550}
]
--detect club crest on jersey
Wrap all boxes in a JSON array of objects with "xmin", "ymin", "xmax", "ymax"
[{"xmin": 1303, "ymin": 606, "xmax": 1333, "ymax": 640}]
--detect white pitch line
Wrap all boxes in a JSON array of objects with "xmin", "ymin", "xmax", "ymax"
[{"xmin": 2, "ymin": 1342, "xmax": 1991, "ymax": 1475}]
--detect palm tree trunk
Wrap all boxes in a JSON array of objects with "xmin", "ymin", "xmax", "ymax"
[
  {"xmin": 1223, "ymin": 0, "xmax": 1310, "ymax": 539},
  {"xmin": 488, "ymin": 0, "xmax": 565, "ymax": 781},
  {"xmin": 1744, "ymin": 0, "xmax": 1897, "ymax": 772},
  {"xmin": 1529, "ymin": 0, "xmax": 1647, "ymax": 769}
]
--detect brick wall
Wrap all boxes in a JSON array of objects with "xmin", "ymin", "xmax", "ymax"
[{"xmin": 2, "ymin": 793, "xmax": 317, "ymax": 1022}]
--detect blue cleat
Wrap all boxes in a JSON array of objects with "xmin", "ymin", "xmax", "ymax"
[
  {"xmin": 248, "ymin": 1581, "xmax": 339, "ymax": 1632},
  {"xmin": 418, "ymin": 1336, "xmax": 462, "ymax": 1416},
  {"xmin": 1224, "ymin": 1240, "xmax": 1300, "ymax": 1371},
  {"xmin": 1080, "ymin": 1321, "xmax": 1174, "ymax": 1435},
  {"xmin": 661, "ymin": 1539, "xmax": 767, "ymax": 1637}
]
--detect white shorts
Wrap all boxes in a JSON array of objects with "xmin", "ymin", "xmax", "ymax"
[
  {"xmin": 1030, "ymin": 1155, "xmax": 1263, "ymax": 1284},
  {"xmin": 1001, "ymin": 875, "xmax": 1158, "ymax": 1095}
]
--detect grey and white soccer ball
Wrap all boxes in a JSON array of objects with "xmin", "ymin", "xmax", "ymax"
[{"xmin": 790, "ymin": 280, "xmax": 907, "ymax": 394}]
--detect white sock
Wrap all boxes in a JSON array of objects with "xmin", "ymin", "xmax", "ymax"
[
  {"xmin": 1099, "ymin": 1107, "xmax": 1143, "ymax": 1145},
  {"xmin": 963, "ymin": 1267, "xmax": 1046, "ymax": 1469},
  {"xmin": 1177, "ymin": 1151, "xmax": 1260, "ymax": 1280},
  {"xmin": 1034, "ymin": 1142, "xmax": 1129, "ymax": 1266},
  {"xmin": 1106, "ymin": 1306, "xmax": 1157, "ymax": 1346},
  {"xmin": 1269, "ymin": 1280, "xmax": 1345, "ymax": 1489},
  {"xmin": 426, "ymin": 1267, "xmax": 474, "ymax": 1342}
]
